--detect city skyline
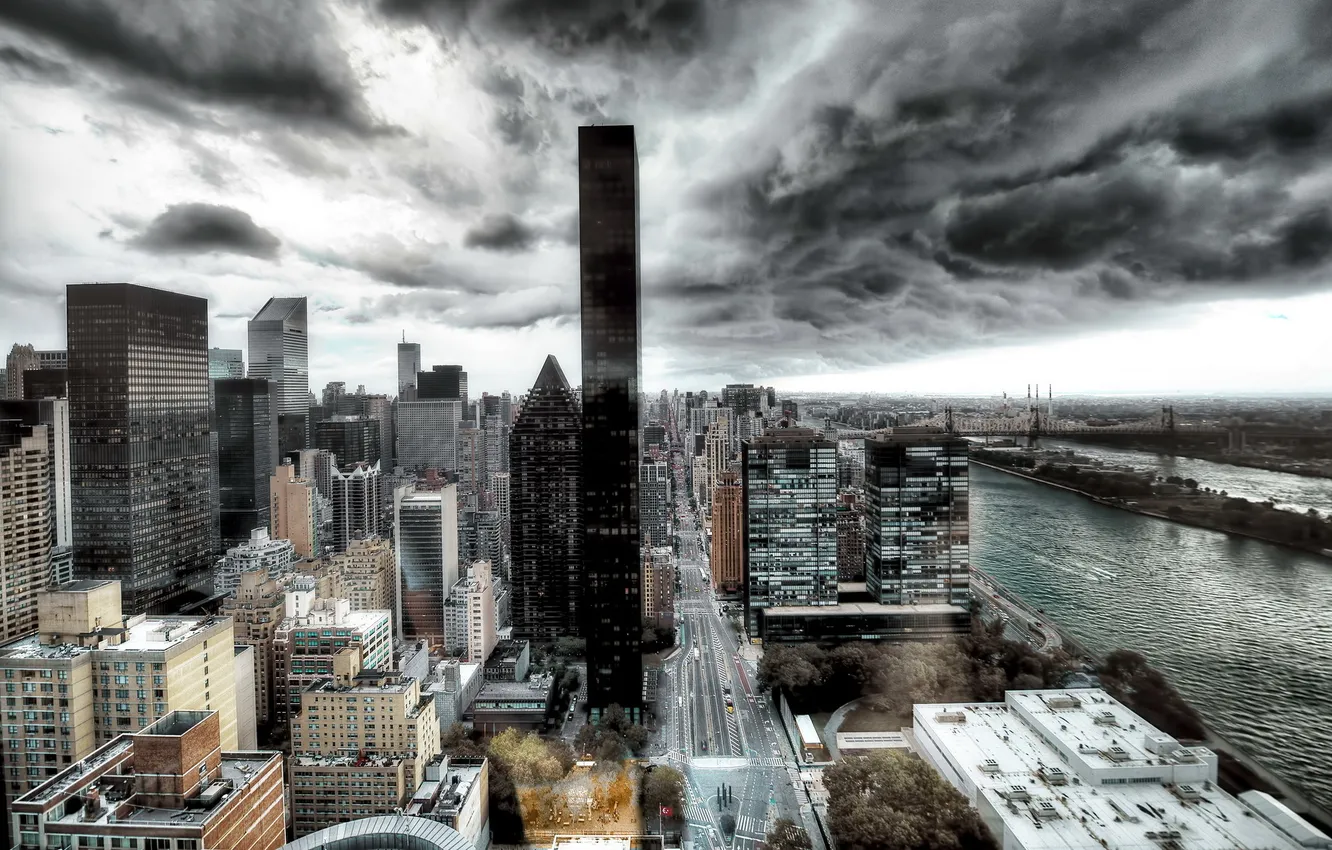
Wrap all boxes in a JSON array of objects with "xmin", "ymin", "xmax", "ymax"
[{"xmin": 4, "ymin": 4, "xmax": 1332, "ymax": 395}]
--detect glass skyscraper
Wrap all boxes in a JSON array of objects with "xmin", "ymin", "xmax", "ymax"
[
  {"xmin": 67, "ymin": 283, "xmax": 213, "ymax": 613},
  {"xmin": 741, "ymin": 428, "xmax": 839, "ymax": 639},
  {"xmin": 397, "ymin": 340, "xmax": 421, "ymax": 396},
  {"xmin": 578, "ymin": 124, "xmax": 643, "ymax": 718},
  {"xmin": 247, "ymin": 297, "xmax": 309, "ymax": 456},
  {"xmin": 509, "ymin": 355, "xmax": 582, "ymax": 643},
  {"xmin": 214, "ymin": 378, "xmax": 278, "ymax": 549},
  {"xmin": 864, "ymin": 431, "xmax": 971, "ymax": 607},
  {"xmin": 394, "ymin": 483, "xmax": 458, "ymax": 647}
]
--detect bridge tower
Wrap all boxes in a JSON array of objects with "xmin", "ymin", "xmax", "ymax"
[{"xmin": 944, "ymin": 406, "xmax": 955, "ymax": 435}]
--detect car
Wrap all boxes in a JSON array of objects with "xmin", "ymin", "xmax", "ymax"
[{"xmin": 568, "ymin": 710, "xmax": 575, "ymax": 720}]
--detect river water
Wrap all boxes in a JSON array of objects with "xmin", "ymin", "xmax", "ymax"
[{"xmin": 970, "ymin": 461, "xmax": 1332, "ymax": 812}]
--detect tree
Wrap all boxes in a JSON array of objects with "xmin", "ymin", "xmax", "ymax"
[
  {"xmin": 1183, "ymin": 478, "xmax": 1198, "ymax": 489},
  {"xmin": 766, "ymin": 818, "xmax": 813, "ymax": 850},
  {"xmin": 1098, "ymin": 649, "xmax": 1206, "ymax": 740},
  {"xmin": 866, "ymin": 642, "xmax": 971, "ymax": 717},
  {"xmin": 823, "ymin": 750, "xmax": 997, "ymax": 850},
  {"xmin": 489, "ymin": 728, "xmax": 566, "ymax": 784},
  {"xmin": 720, "ymin": 814, "xmax": 737, "ymax": 836},
  {"xmin": 642, "ymin": 766, "xmax": 685, "ymax": 814}
]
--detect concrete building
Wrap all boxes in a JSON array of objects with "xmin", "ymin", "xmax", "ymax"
[
  {"xmin": 232, "ymin": 645, "xmax": 258, "ymax": 749},
  {"xmin": 914, "ymin": 689, "xmax": 1312, "ymax": 850},
  {"xmin": 481, "ymin": 640, "xmax": 530, "ymax": 683},
  {"xmin": 0, "ymin": 398, "xmax": 71, "ymax": 553},
  {"xmin": 691, "ymin": 455, "xmax": 707, "ymax": 509},
  {"xmin": 221, "ymin": 570, "xmax": 286, "ymax": 725},
  {"xmin": 277, "ymin": 816, "xmax": 474, "ymax": 850},
  {"xmin": 398, "ymin": 399, "xmax": 464, "ymax": 474},
  {"xmin": 4, "ymin": 346, "xmax": 65, "ymax": 401},
  {"xmin": 467, "ymin": 673, "xmax": 555, "ymax": 735},
  {"xmin": 215, "ymin": 528, "xmax": 294, "ymax": 596},
  {"xmin": 0, "ymin": 581, "xmax": 239, "ymax": 796},
  {"xmin": 271, "ymin": 464, "xmax": 321, "ymax": 558},
  {"xmin": 709, "ymin": 470, "xmax": 743, "ymax": 596},
  {"xmin": 742, "ymin": 428, "xmax": 839, "ymax": 639},
  {"xmin": 457, "ymin": 425, "xmax": 488, "ymax": 498},
  {"xmin": 703, "ymin": 418, "xmax": 730, "ymax": 514},
  {"xmin": 639, "ymin": 461, "xmax": 670, "ymax": 548},
  {"xmin": 331, "ymin": 461, "xmax": 382, "ymax": 553},
  {"xmin": 335, "ymin": 537, "xmax": 397, "ymax": 613},
  {"xmin": 396, "ymin": 485, "xmax": 460, "ymax": 648},
  {"xmin": 293, "ymin": 448, "xmax": 335, "ymax": 500},
  {"xmin": 8, "ymin": 710, "xmax": 285, "ymax": 850},
  {"xmin": 865, "ymin": 431, "xmax": 970, "ymax": 608},
  {"xmin": 68, "ymin": 283, "xmax": 213, "ymax": 613},
  {"xmin": 427, "ymin": 659, "xmax": 484, "ymax": 731},
  {"xmin": 443, "ymin": 561, "xmax": 496, "ymax": 663},
  {"xmin": 248, "ymin": 296, "xmax": 310, "ymax": 456},
  {"xmin": 405, "ymin": 756, "xmax": 491, "ymax": 850},
  {"xmin": 209, "ymin": 347, "xmax": 244, "ymax": 379},
  {"xmin": 0, "ymin": 422, "xmax": 51, "ymax": 641},
  {"xmin": 641, "ymin": 547, "xmax": 675, "ymax": 632},
  {"xmin": 288, "ymin": 671, "xmax": 440, "ymax": 836}
]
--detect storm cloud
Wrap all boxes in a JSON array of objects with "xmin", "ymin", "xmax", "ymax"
[{"xmin": 130, "ymin": 204, "xmax": 281, "ymax": 259}]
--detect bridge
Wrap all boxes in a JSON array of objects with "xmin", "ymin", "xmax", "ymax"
[{"xmin": 822, "ymin": 406, "xmax": 1198, "ymax": 440}]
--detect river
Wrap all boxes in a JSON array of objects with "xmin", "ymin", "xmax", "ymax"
[{"xmin": 970, "ymin": 461, "xmax": 1332, "ymax": 812}]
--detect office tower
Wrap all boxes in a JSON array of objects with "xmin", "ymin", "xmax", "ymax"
[
  {"xmin": 0, "ymin": 399, "xmax": 71, "ymax": 552},
  {"xmin": 214, "ymin": 378, "xmax": 278, "ymax": 548},
  {"xmin": 208, "ymin": 347, "xmax": 244, "ymax": 379},
  {"xmin": 742, "ymin": 428, "xmax": 838, "ymax": 638},
  {"xmin": 271, "ymin": 463, "xmax": 320, "ymax": 558},
  {"xmin": 395, "ymin": 483, "xmax": 459, "ymax": 647},
  {"xmin": 864, "ymin": 432, "xmax": 971, "ymax": 607},
  {"xmin": 704, "ymin": 417, "xmax": 730, "ymax": 513},
  {"xmin": 397, "ymin": 398, "xmax": 463, "ymax": 473},
  {"xmin": 641, "ymin": 546, "xmax": 675, "ymax": 631},
  {"xmin": 781, "ymin": 399, "xmax": 800, "ymax": 422},
  {"xmin": 322, "ymin": 380, "xmax": 347, "ymax": 408},
  {"xmin": 457, "ymin": 424, "xmax": 488, "ymax": 496},
  {"xmin": 8, "ymin": 710, "xmax": 285, "ymax": 850},
  {"xmin": 690, "ymin": 405, "xmax": 734, "ymax": 449},
  {"xmin": 333, "ymin": 537, "xmax": 396, "ymax": 613},
  {"xmin": 288, "ymin": 671, "xmax": 440, "ymax": 837},
  {"xmin": 0, "ymin": 422, "xmax": 50, "ymax": 640},
  {"xmin": 419, "ymin": 365, "xmax": 467, "ymax": 408},
  {"xmin": 315, "ymin": 415, "xmax": 380, "ymax": 468},
  {"xmin": 0, "ymin": 581, "xmax": 239, "ymax": 795},
  {"xmin": 293, "ymin": 447, "xmax": 336, "ymax": 498},
  {"xmin": 3, "ymin": 344, "xmax": 59, "ymax": 399},
  {"xmin": 221, "ymin": 569, "xmax": 286, "ymax": 724},
  {"xmin": 488, "ymin": 471, "xmax": 511, "ymax": 560},
  {"xmin": 67, "ymin": 283, "xmax": 212, "ymax": 613},
  {"xmin": 247, "ymin": 296, "xmax": 309, "ymax": 455},
  {"xmin": 643, "ymin": 422, "xmax": 666, "ymax": 449},
  {"xmin": 710, "ymin": 470, "xmax": 743, "ymax": 596},
  {"xmin": 579, "ymin": 124, "xmax": 644, "ymax": 718},
  {"xmin": 639, "ymin": 460, "xmax": 669, "ymax": 547},
  {"xmin": 398, "ymin": 339, "xmax": 422, "ymax": 396},
  {"xmin": 330, "ymin": 461, "xmax": 382, "ymax": 552},
  {"xmin": 766, "ymin": 387, "xmax": 777, "ymax": 409},
  {"xmin": 22, "ymin": 369, "xmax": 67, "ymax": 400},
  {"xmin": 360, "ymin": 393, "xmax": 395, "ymax": 480},
  {"xmin": 509, "ymin": 355, "xmax": 581, "ymax": 643},
  {"xmin": 722, "ymin": 383, "xmax": 763, "ymax": 416},
  {"xmin": 836, "ymin": 494, "xmax": 867, "ymax": 582},
  {"xmin": 215, "ymin": 527, "xmax": 294, "ymax": 596},
  {"xmin": 443, "ymin": 561, "xmax": 496, "ymax": 663},
  {"xmin": 691, "ymin": 455, "xmax": 707, "ymax": 507}
]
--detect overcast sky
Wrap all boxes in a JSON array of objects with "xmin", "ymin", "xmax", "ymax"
[{"xmin": 2, "ymin": 0, "xmax": 1331, "ymax": 397}]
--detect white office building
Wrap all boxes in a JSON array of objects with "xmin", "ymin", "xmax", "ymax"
[
  {"xmin": 913, "ymin": 689, "xmax": 1315, "ymax": 850},
  {"xmin": 215, "ymin": 527, "xmax": 295, "ymax": 595}
]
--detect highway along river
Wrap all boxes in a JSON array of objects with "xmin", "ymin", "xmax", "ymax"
[{"xmin": 971, "ymin": 461, "xmax": 1332, "ymax": 811}]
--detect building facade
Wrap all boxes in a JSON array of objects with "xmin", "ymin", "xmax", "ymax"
[
  {"xmin": 836, "ymin": 501, "xmax": 866, "ymax": 583},
  {"xmin": 215, "ymin": 378, "xmax": 278, "ymax": 549},
  {"xmin": 330, "ymin": 461, "xmax": 382, "ymax": 553},
  {"xmin": 316, "ymin": 416, "xmax": 381, "ymax": 468},
  {"xmin": 271, "ymin": 464, "xmax": 320, "ymax": 558},
  {"xmin": 709, "ymin": 470, "xmax": 743, "ymax": 596},
  {"xmin": 641, "ymin": 547, "xmax": 675, "ymax": 631},
  {"xmin": 221, "ymin": 570, "xmax": 286, "ymax": 725},
  {"xmin": 67, "ymin": 283, "xmax": 213, "ymax": 613},
  {"xmin": 395, "ymin": 485, "xmax": 459, "ymax": 647},
  {"xmin": 509, "ymin": 356, "xmax": 582, "ymax": 643},
  {"xmin": 397, "ymin": 399, "xmax": 464, "ymax": 474},
  {"xmin": 248, "ymin": 296, "xmax": 309, "ymax": 455},
  {"xmin": 639, "ymin": 460, "xmax": 669, "ymax": 548},
  {"xmin": 398, "ymin": 341, "xmax": 422, "ymax": 397},
  {"xmin": 334, "ymin": 537, "xmax": 397, "ymax": 613},
  {"xmin": 864, "ymin": 432, "xmax": 970, "ymax": 607},
  {"xmin": 208, "ymin": 347, "xmax": 244, "ymax": 379},
  {"xmin": 418, "ymin": 366, "xmax": 467, "ymax": 408},
  {"xmin": 0, "ymin": 422, "xmax": 50, "ymax": 641},
  {"xmin": 741, "ymin": 429, "xmax": 839, "ymax": 639},
  {"xmin": 215, "ymin": 528, "xmax": 294, "ymax": 596},
  {"xmin": 578, "ymin": 124, "xmax": 644, "ymax": 719}
]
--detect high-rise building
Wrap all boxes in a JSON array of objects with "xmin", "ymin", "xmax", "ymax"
[
  {"xmin": 247, "ymin": 296, "xmax": 309, "ymax": 455},
  {"xmin": 359, "ymin": 393, "xmax": 395, "ymax": 482},
  {"xmin": 67, "ymin": 283, "xmax": 212, "ymax": 613},
  {"xmin": 488, "ymin": 471, "xmax": 511, "ymax": 563},
  {"xmin": 334, "ymin": 537, "xmax": 397, "ymax": 613},
  {"xmin": 221, "ymin": 569, "xmax": 286, "ymax": 724},
  {"xmin": 509, "ymin": 356, "xmax": 581, "ymax": 643},
  {"xmin": 742, "ymin": 428, "xmax": 839, "ymax": 638},
  {"xmin": 836, "ymin": 501, "xmax": 866, "ymax": 582},
  {"xmin": 398, "ymin": 340, "xmax": 422, "ymax": 396},
  {"xmin": 641, "ymin": 546, "xmax": 675, "ymax": 631},
  {"xmin": 293, "ymin": 447, "xmax": 336, "ymax": 498},
  {"xmin": 330, "ymin": 461, "xmax": 382, "ymax": 553},
  {"xmin": 704, "ymin": 417, "xmax": 730, "ymax": 513},
  {"xmin": 864, "ymin": 432, "xmax": 971, "ymax": 607},
  {"xmin": 639, "ymin": 460, "xmax": 669, "ymax": 548},
  {"xmin": 397, "ymin": 399, "xmax": 463, "ymax": 473},
  {"xmin": 0, "ymin": 581, "xmax": 239, "ymax": 795},
  {"xmin": 209, "ymin": 347, "xmax": 244, "ymax": 379},
  {"xmin": 0, "ymin": 399, "xmax": 71, "ymax": 551},
  {"xmin": 710, "ymin": 470, "xmax": 743, "ymax": 596},
  {"xmin": 444, "ymin": 560, "xmax": 497, "ymax": 663},
  {"xmin": 214, "ymin": 378, "xmax": 278, "ymax": 549},
  {"xmin": 215, "ymin": 527, "xmax": 294, "ymax": 596},
  {"xmin": 22, "ymin": 368, "xmax": 67, "ymax": 400},
  {"xmin": 8, "ymin": 710, "xmax": 286, "ymax": 850},
  {"xmin": 315, "ymin": 415, "xmax": 381, "ymax": 468},
  {"xmin": 0, "ymin": 422, "xmax": 50, "ymax": 641},
  {"xmin": 322, "ymin": 380, "xmax": 347, "ymax": 408},
  {"xmin": 579, "ymin": 124, "xmax": 644, "ymax": 719},
  {"xmin": 419, "ymin": 365, "xmax": 467, "ymax": 408},
  {"xmin": 722, "ymin": 383, "xmax": 763, "ymax": 416},
  {"xmin": 3, "ymin": 345, "xmax": 64, "ymax": 400},
  {"xmin": 271, "ymin": 463, "xmax": 320, "ymax": 558},
  {"xmin": 395, "ymin": 484, "xmax": 459, "ymax": 647}
]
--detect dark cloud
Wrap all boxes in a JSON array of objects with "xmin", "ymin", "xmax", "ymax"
[
  {"xmin": 464, "ymin": 213, "xmax": 537, "ymax": 252},
  {"xmin": 129, "ymin": 203, "xmax": 281, "ymax": 260},
  {"xmin": 0, "ymin": 43, "xmax": 72, "ymax": 82},
  {"xmin": 0, "ymin": 0, "xmax": 388, "ymax": 134},
  {"xmin": 347, "ymin": 288, "xmax": 576, "ymax": 329}
]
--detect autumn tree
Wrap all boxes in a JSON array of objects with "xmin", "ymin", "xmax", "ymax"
[
  {"xmin": 823, "ymin": 751, "xmax": 997, "ymax": 850},
  {"xmin": 865, "ymin": 642, "xmax": 971, "ymax": 718},
  {"xmin": 766, "ymin": 818, "xmax": 813, "ymax": 850},
  {"xmin": 489, "ymin": 728, "xmax": 567, "ymax": 784},
  {"xmin": 641, "ymin": 765, "xmax": 685, "ymax": 814}
]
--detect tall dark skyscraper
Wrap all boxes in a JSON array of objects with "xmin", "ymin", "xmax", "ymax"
[
  {"xmin": 314, "ymin": 416, "xmax": 381, "ymax": 468},
  {"xmin": 214, "ymin": 378, "xmax": 278, "ymax": 549},
  {"xmin": 578, "ymin": 124, "xmax": 643, "ymax": 720},
  {"xmin": 247, "ymin": 297, "xmax": 309, "ymax": 456},
  {"xmin": 67, "ymin": 283, "xmax": 213, "ymax": 613},
  {"xmin": 418, "ymin": 365, "xmax": 468, "ymax": 408},
  {"xmin": 509, "ymin": 356, "xmax": 582, "ymax": 643}
]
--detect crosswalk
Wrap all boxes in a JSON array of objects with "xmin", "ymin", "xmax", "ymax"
[
  {"xmin": 749, "ymin": 756, "xmax": 784, "ymax": 767},
  {"xmin": 685, "ymin": 803, "xmax": 710, "ymax": 822},
  {"xmin": 735, "ymin": 815, "xmax": 767, "ymax": 836}
]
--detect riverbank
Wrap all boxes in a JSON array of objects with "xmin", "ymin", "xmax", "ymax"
[
  {"xmin": 1055, "ymin": 437, "xmax": 1332, "ymax": 480},
  {"xmin": 970, "ymin": 458, "xmax": 1332, "ymax": 561},
  {"xmin": 974, "ymin": 560, "xmax": 1332, "ymax": 833}
]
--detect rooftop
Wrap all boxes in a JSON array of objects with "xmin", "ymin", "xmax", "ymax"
[
  {"xmin": 476, "ymin": 675, "xmax": 555, "ymax": 702},
  {"xmin": 406, "ymin": 757, "xmax": 486, "ymax": 817},
  {"xmin": 305, "ymin": 674, "xmax": 416, "ymax": 695},
  {"xmin": 0, "ymin": 614, "xmax": 230, "ymax": 661},
  {"xmin": 765, "ymin": 601, "xmax": 968, "ymax": 617},
  {"xmin": 293, "ymin": 754, "xmax": 403, "ymax": 768}
]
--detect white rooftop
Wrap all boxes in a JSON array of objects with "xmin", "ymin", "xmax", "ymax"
[
  {"xmin": 913, "ymin": 689, "xmax": 1307, "ymax": 850},
  {"xmin": 0, "ymin": 615, "xmax": 228, "ymax": 660}
]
